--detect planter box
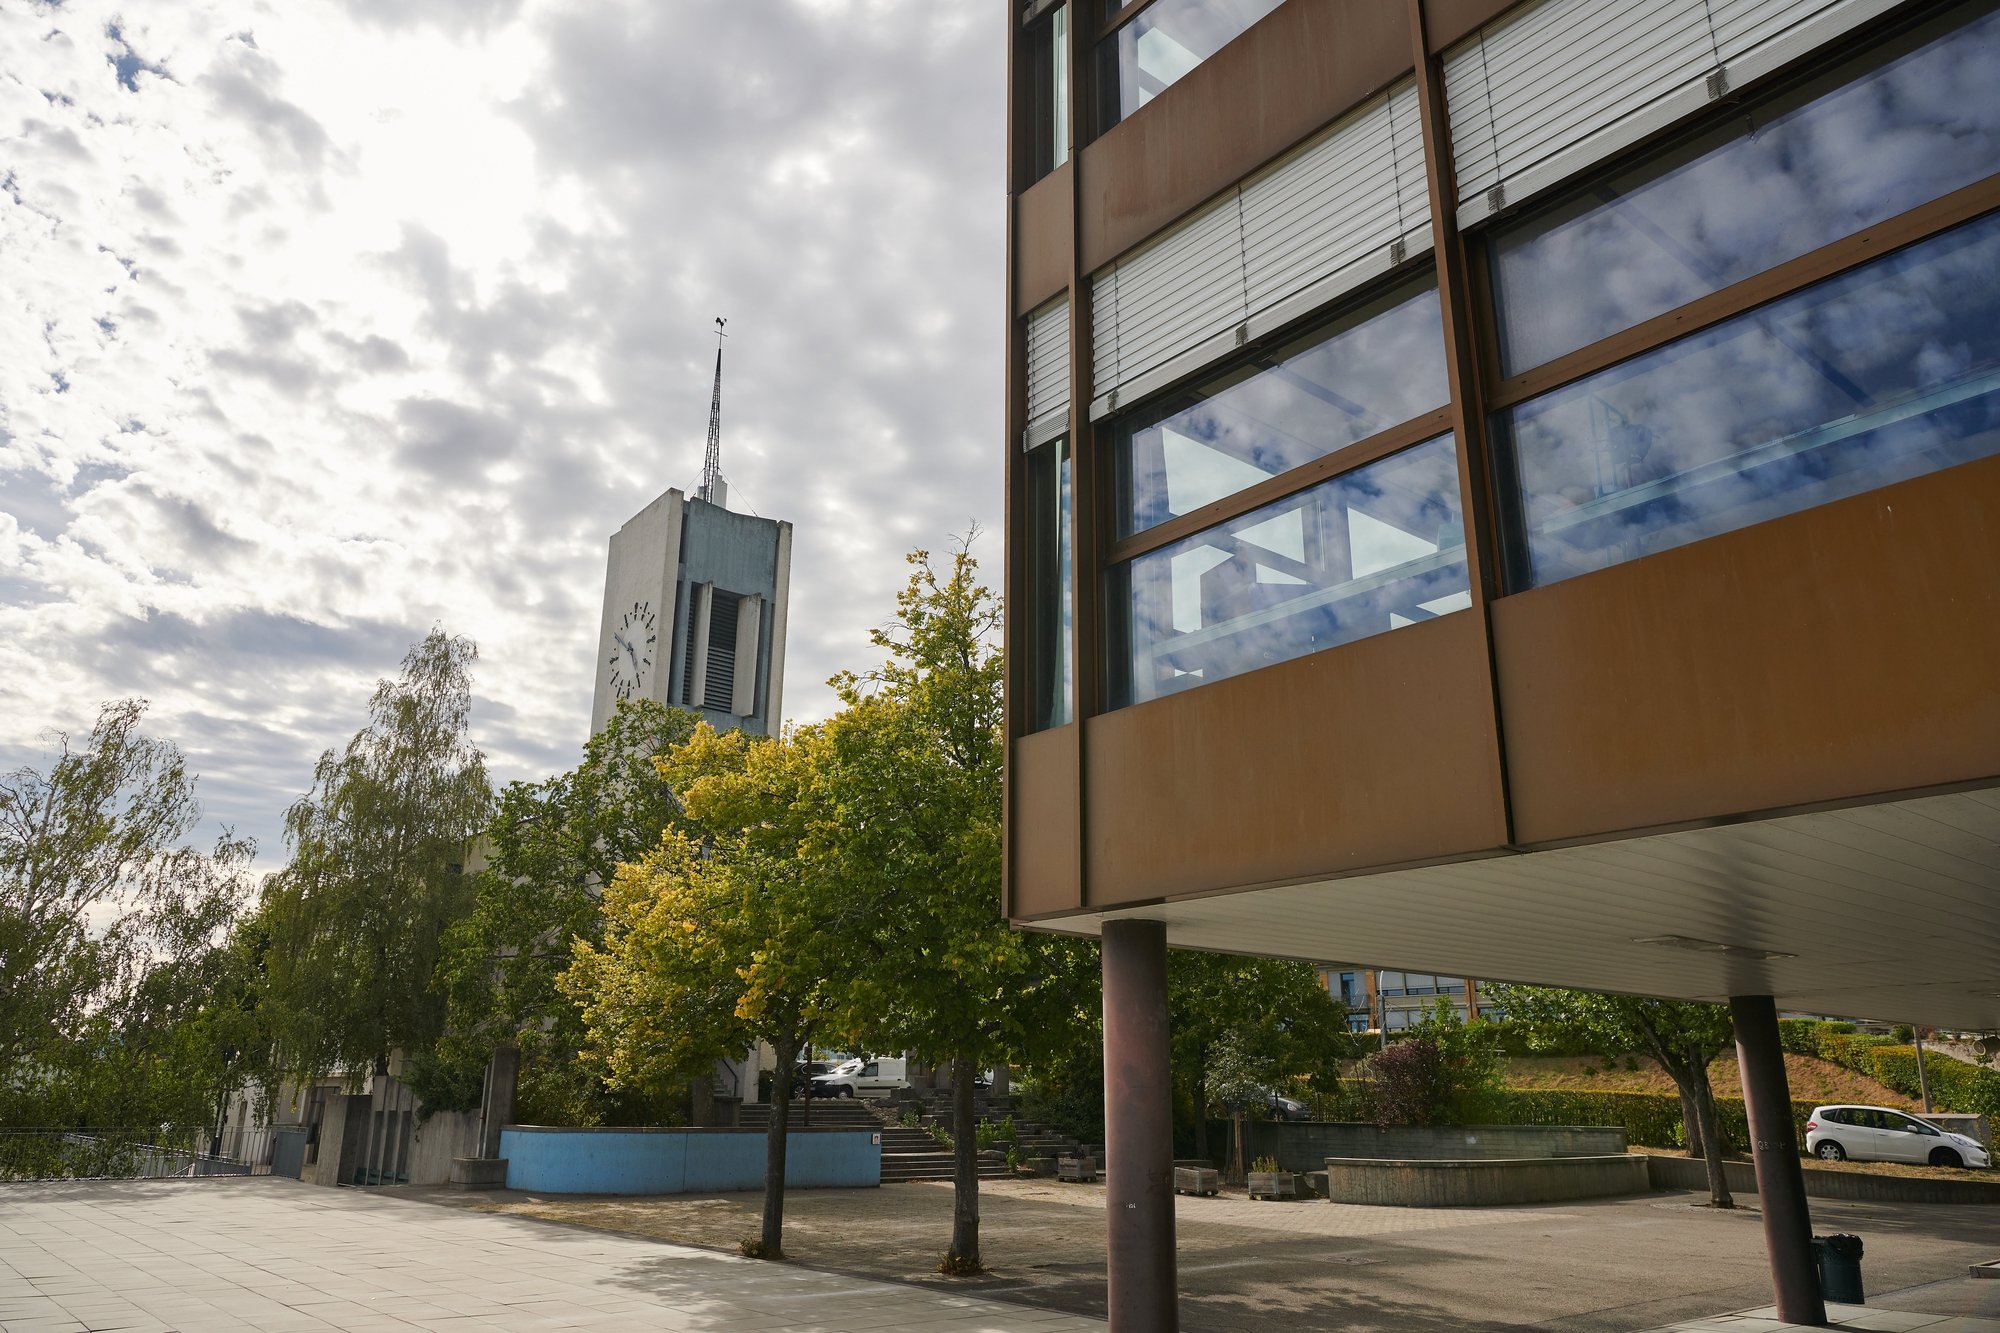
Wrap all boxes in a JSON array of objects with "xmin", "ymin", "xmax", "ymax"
[
  {"xmin": 1174, "ymin": 1165, "xmax": 1219, "ymax": 1196},
  {"xmin": 1248, "ymin": 1170, "xmax": 1300, "ymax": 1200},
  {"xmin": 1057, "ymin": 1154, "xmax": 1099, "ymax": 1183}
]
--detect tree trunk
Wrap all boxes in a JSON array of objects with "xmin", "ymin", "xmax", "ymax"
[
  {"xmin": 761, "ymin": 1031, "xmax": 796, "ymax": 1258},
  {"xmin": 1192, "ymin": 1078, "xmax": 1210, "ymax": 1162},
  {"xmin": 1228, "ymin": 1112, "xmax": 1245, "ymax": 1185},
  {"xmin": 1689, "ymin": 1069, "xmax": 1733, "ymax": 1209},
  {"xmin": 690, "ymin": 1073, "xmax": 714, "ymax": 1127},
  {"xmin": 800, "ymin": 1044, "xmax": 811, "ymax": 1128},
  {"xmin": 1675, "ymin": 1085, "xmax": 1705, "ymax": 1160},
  {"xmin": 946, "ymin": 1052, "xmax": 981, "ymax": 1272}
]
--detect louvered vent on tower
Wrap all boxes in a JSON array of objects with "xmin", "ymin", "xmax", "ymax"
[{"xmin": 704, "ymin": 590, "xmax": 742, "ymax": 711}]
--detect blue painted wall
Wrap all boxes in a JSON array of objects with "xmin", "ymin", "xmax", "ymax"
[{"xmin": 498, "ymin": 1127, "xmax": 880, "ymax": 1195}]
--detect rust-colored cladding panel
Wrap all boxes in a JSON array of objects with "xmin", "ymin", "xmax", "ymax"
[
  {"xmin": 1081, "ymin": 613, "xmax": 1509, "ymax": 906},
  {"xmin": 1010, "ymin": 725, "xmax": 1083, "ymax": 918},
  {"xmin": 1421, "ymin": 0, "xmax": 1527, "ymax": 53},
  {"xmin": 1015, "ymin": 165, "xmax": 1073, "ymax": 316},
  {"xmin": 1078, "ymin": 0, "xmax": 1413, "ymax": 274},
  {"xmin": 1496, "ymin": 454, "xmax": 2000, "ymax": 846}
]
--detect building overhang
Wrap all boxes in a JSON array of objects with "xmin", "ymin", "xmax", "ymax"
[{"xmin": 1023, "ymin": 785, "xmax": 2000, "ymax": 1031}]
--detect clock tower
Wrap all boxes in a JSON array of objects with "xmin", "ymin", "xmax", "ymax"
[{"xmin": 588, "ymin": 486, "xmax": 792, "ymax": 739}]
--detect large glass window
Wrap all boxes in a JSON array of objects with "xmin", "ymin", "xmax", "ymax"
[
  {"xmin": 1115, "ymin": 278, "xmax": 1448, "ymax": 538},
  {"xmin": 1490, "ymin": 4, "xmax": 2000, "ymax": 374},
  {"xmin": 1497, "ymin": 210, "xmax": 2000, "ymax": 590},
  {"xmin": 1026, "ymin": 436, "xmax": 1074, "ymax": 729},
  {"xmin": 1110, "ymin": 434, "xmax": 1469, "ymax": 705},
  {"xmin": 1095, "ymin": 0, "xmax": 1284, "ymax": 132}
]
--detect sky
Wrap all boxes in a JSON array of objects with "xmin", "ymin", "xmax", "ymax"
[{"xmin": 0, "ymin": 0, "xmax": 1005, "ymax": 870}]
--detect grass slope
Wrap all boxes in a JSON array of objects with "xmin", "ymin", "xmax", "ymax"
[{"xmin": 1502, "ymin": 1053, "xmax": 1918, "ymax": 1110}]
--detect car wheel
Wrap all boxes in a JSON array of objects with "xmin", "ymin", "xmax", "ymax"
[
  {"xmin": 839, "ymin": 1086, "xmax": 854, "ymax": 1099},
  {"xmin": 1930, "ymin": 1147, "xmax": 1963, "ymax": 1168},
  {"xmin": 1814, "ymin": 1141, "xmax": 1846, "ymax": 1161}
]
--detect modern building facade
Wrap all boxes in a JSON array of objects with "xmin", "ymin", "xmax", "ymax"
[
  {"xmin": 1321, "ymin": 965, "xmax": 1494, "ymax": 1032},
  {"xmin": 589, "ymin": 488, "xmax": 792, "ymax": 739},
  {"xmin": 1004, "ymin": 0, "xmax": 2000, "ymax": 1324}
]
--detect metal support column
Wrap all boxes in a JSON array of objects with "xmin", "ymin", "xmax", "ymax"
[
  {"xmin": 1731, "ymin": 994, "xmax": 1827, "ymax": 1325},
  {"xmin": 1102, "ymin": 918, "xmax": 1176, "ymax": 1332}
]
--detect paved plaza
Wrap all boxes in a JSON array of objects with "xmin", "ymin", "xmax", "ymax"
[
  {"xmin": 437, "ymin": 1176, "xmax": 2000, "ymax": 1331},
  {"xmin": 0, "ymin": 1178, "xmax": 1104, "ymax": 1332},
  {"xmin": 1, "ymin": 1175, "xmax": 1995, "ymax": 1331}
]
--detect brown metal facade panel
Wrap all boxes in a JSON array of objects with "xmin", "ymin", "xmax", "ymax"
[
  {"xmin": 1496, "ymin": 454, "xmax": 2000, "ymax": 847},
  {"xmin": 1077, "ymin": 0, "xmax": 1413, "ymax": 274},
  {"xmin": 1080, "ymin": 612, "xmax": 1509, "ymax": 909},
  {"xmin": 1015, "ymin": 165, "xmax": 1073, "ymax": 316},
  {"xmin": 1420, "ymin": 0, "xmax": 1524, "ymax": 53},
  {"xmin": 1010, "ymin": 725, "xmax": 1084, "ymax": 918}
]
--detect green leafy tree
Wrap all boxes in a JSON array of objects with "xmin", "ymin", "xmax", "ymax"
[
  {"xmin": 260, "ymin": 629, "xmax": 492, "ymax": 1088},
  {"xmin": 1486, "ymin": 984, "xmax": 1736, "ymax": 1207},
  {"xmin": 564, "ymin": 721, "xmax": 859, "ymax": 1259},
  {"xmin": 1169, "ymin": 951, "xmax": 1351, "ymax": 1161},
  {"xmin": 432, "ymin": 699, "xmax": 700, "ymax": 1124},
  {"xmin": 0, "ymin": 699, "xmax": 257, "ymax": 1128},
  {"xmin": 1358, "ymin": 1000, "xmax": 1504, "ymax": 1128}
]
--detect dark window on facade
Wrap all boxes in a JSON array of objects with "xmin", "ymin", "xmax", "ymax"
[
  {"xmin": 1025, "ymin": 4, "xmax": 1070, "ymax": 185},
  {"xmin": 1026, "ymin": 436, "xmax": 1074, "ymax": 730},
  {"xmin": 705, "ymin": 590, "xmax": 741, "ymax": 711}
]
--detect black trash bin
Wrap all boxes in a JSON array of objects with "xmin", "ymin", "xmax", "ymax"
[{"xmin": 1813, "ymin": 1233, "xmax": 1865, "ymax": 1304}]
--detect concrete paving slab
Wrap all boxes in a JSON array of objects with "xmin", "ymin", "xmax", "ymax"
[{"xmin": 0, "ymin": 1178, "xmax": 1105, "ymax": 1332}]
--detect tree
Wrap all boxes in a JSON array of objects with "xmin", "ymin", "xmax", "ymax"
[
  {"xmin": 260, "ymin": 629, "xmax": 492, "ymax": 1089},
  {"xmin": 1486, "ymin": 985, "xmax": 1736, "ymax": 1207},
  {"xmin": 431, "ymin": 699, "xmax": 700, "ymax": 1124},
  {"xmin": 1358, "ymin": 1000, "xmax": 1504, "ymax": 1128},
  {"xmin": 0, "ymin": 699, "xmax": 257, "ymax": 1128},
  {"xmin": 1169, "ymin": 951, "xmax": 1350, "ymax": 1162},
  {"xmin": 564, "ymin": 721, "xmax": 859, "ymax": 1258}
]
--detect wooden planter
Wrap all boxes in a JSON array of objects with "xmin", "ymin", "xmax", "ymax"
[
  {"xmin": 1247, "ymin": 1170, "xmax": 1300, "ymax": 1200},
  {"xmin": 1174, "ymin": 1165, "xmax": 1219, "ymax": 1196}
]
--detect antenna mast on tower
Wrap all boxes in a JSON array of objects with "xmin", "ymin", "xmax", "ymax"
[{"xmin": 698, "ymin": 317, "xmax": 727, "ymax": 507}]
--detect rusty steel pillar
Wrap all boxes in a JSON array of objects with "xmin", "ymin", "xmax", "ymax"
[
  {"xmin": 1732, "ymin": 994, "xmax": 1827, "ymax": 1325},
  {"xmin": 1102, "ymin": 918, "xmax": 1177, "ymax": 1331}
]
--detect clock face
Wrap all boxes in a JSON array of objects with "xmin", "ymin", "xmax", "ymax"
[{"xmin": 606, "ymin": 600, "xmax": 658, "ymax": 702}]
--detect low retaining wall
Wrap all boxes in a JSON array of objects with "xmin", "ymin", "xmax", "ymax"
[
  {"xmin": 1646, "ymin": 1154, "xmax": 2000, "ymax": 1205},
  {"xmin": 1218, "ymin": 1122, "xmax": 1627, "ymax": 1173},
  {"xmin": 1324, "ymin": 1153, "xmax": 1651, "ymax": 1207},
  {"xmin": 498, "ymin": 1126, "xmax": 881, "ymax": 1195}
]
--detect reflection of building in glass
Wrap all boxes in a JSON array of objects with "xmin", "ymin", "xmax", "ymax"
[{"xmin": 1007, "ymin": 1, "xmax": 2000, "ymax": 1326}]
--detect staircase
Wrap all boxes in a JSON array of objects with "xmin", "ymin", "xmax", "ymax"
[{"xmin": 731, "ymin": 1099, "xmax": 1010, "ymax": 1183}]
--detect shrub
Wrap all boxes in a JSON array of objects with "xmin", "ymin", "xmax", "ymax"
[
  {"xmin": 1861, "ymin": 1045, "xmax": 2000, "ymax": 1119},
  {"xmin": 1364, "ymin": 1037, "xmax": 1450, "ymax": 1127},
  {"xmin": 1487, "ymin": 1089, "xmax": 1810, "ymax": 1151},
  {"xmin": 1889, "ymin": 1024, "xmax": 1915, "ymax": 1044}
]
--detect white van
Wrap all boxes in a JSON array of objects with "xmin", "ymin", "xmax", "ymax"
[{"xmin": 811, "ymin": 1057, "xmax": 910, "ymax": 1100}]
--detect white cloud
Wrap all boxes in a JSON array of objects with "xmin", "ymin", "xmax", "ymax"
[{"xmin": 0, "ymin": 0, "xmax": 1004, "ymax": 869}]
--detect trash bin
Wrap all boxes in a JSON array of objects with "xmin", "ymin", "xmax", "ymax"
[{"xmin": 1813, "ymin": 1233, "xmax": 1865, "ymax": 1304}]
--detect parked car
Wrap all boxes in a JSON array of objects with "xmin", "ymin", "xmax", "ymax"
[
  {"xmin": 794, "ymin": 1058, "xmax": 858, "ymax": 1098},
  {"xmin": 1261, "ymin": 1089, "xmax": 1310, "ymax": 1122},
  {"xmin": 1805, "ymin": 1104, "xmax": 1990, "ymax": 1168},
  {"xmin": 811, "ymin": 1056, "xmax": 911, "ymax": 1100}
]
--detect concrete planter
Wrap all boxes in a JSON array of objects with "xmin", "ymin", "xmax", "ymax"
[{"xmin": 1324, "ymin": 1153, "xmax": 1651, "ymax": 1206}]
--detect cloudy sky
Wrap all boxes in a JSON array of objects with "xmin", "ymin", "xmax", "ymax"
[{"xmin": 0, "ymin": 0, "xmax": 1005, "ymax": 868}]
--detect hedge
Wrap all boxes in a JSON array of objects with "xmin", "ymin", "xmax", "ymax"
[
  {"xmin": 1485, "ymin": 1089, "xmax": 1811, "ymax": 1151},
  {"xmin": 1778, "ymin": 1020, "xmax": 2000, "ymax": 1119}
]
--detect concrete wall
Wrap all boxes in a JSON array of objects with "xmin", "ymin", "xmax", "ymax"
[
  {"xmin": 310, "ymin": 1094, "xmax": 371, "ymax": 1188},
  {"xmin": 1323, "ymin": 1154, "xmax": 1651, "ymax": 1206},
  {"xmin": 499, "ymin": 1126, "xmax": 880, "ymax": 1195},
  {"xmin": 1219, "ymin": 1122, "xmax": 1628, "ymax": 1173},
  {"xmin": 405, "ymin": 1111, "xmax": 481, "ymax": 1187},
  {"xmin": 1646, "ymin": 1154, "xmax": 2000, "ymax": 1206}
]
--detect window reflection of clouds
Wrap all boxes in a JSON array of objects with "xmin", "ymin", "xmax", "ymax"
[
  {"xmin": 1492, "ymin": 6, "xmax": 2000, "ymax": 373},
  {"xmin": 1120, "ymin": 282, "xmax": 1447, "ymax": 536},
  {"xmin": 1502, "ymin": 212, "xmax": 2000, "ymax": 588},
  {"xmin": 1119, "ymin": 435, "xmax": 1467, "ymax": 705}
]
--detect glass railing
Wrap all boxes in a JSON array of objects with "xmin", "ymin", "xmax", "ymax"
[{"xmin": 1096, "ymin": 0, "xmax": 1285, "ymax": 132}]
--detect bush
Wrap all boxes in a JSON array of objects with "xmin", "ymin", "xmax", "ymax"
[
  {"xmin": 1889, "ymin": 1024, "xmax": 1915, "ymax": 1045},
  {"xmin": 1860, "ymin": 1045, "xmax": 2000, "ymax": 1119}
]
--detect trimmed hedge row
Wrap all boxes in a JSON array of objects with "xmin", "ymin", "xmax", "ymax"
[
  {"xmin": 1779, "ymin": 1019, "xmax": 2000, "ymax": 1118},
  {"xmin": 1484, "ymin": 1089, "xmax": 1811, "ymax": 1151}
]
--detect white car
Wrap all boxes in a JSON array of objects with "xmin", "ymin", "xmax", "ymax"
[
  {"xmin": 1805, "ymin": 1104, "xmax": 1990, "ymax": 1169},
  {"xmin": 810, "ymin": 1056, "xmax": 911, "ymax": 1100}
]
